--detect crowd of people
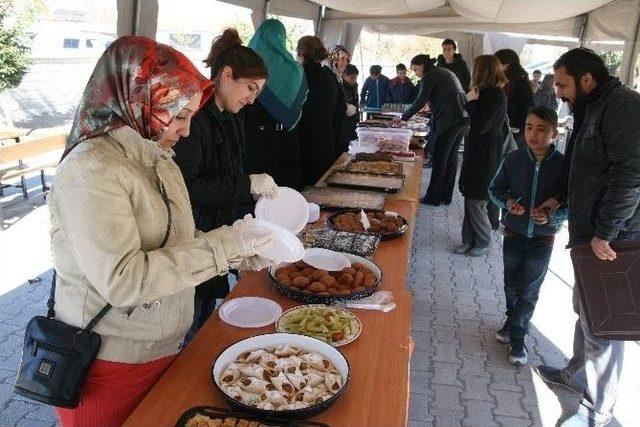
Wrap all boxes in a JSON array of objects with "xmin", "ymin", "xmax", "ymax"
[{"xmin": 37, "ymin": 18, "xmax": 639, "ymax": 427}]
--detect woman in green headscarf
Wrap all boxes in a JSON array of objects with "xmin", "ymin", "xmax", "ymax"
[{"xmin": 244, "ymin": 19, "xmax": 308, "ymax": 190}]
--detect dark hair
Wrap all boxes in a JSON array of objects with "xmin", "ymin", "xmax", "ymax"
[
  {"xmin": 344, "ymin": 64, "xmax": 359, "ymax": 76},
  {"xmin": 527, "ymin": 106, "xmax": 558, "ymax": 128},
  {"xmin": 553, "ymin": 47, "xmax": 610, "ymax": 85},
  {"xmin": 204, "ymin": 28, "xmax": 268, "ymax": 81},
  {"xmin": 472, "ymin": 55, "xmax": 507, "ymax": 89},
  {"xmin": 541, "ymin": 74, "xmax": 555, "ymax": 92},
  {"xmin": 369, "ymin": 65, "xmax": 382, "ymax": 75},
  {"xmin": 442, "ymin": 39, "xmax": 457, "ymax": 50},
  {"xmin": 396, "ymin": 63, "xmax": 407, "ymax": 71},
  {"xmin": 296, "ymin": 36, "xmax": 329, "ymax": 63},
  {"xmin": 494, "ymin": 49, "xmax": 529, "ymax": 94},
  {"xmin": 533, "ymin": 69, "xmax": 542, "ymax": 75},
  {"xmin": 410, "ymin": 54, "xmax": 436, "ymax": 68}
]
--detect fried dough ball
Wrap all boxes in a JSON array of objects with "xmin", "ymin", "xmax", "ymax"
[
  {"xmin": 311, "ymin": 269, "xmax": 329, "ymax": 281},
  {"xmin": 292, "ymin": 276, "xmax": 310, "ymax": 288},
  {"xmin": 301, "ymin": 268, "xmax": 315, "ymax": 277},
  {"xmin": 338, "ymin": 273, "xmax": 354, "ymax": 286},
  {"xmin": 308, "ymin": 282, "xmax": 327, "ymax": 293},
  {"xmin": 320, "ymin": 275, "xmax": 337, "ymax": 287}
]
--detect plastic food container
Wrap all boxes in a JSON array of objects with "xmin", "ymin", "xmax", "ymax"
[{"xmin": 356, "ymin": 127, "xmax": 412, "ymax": 152}]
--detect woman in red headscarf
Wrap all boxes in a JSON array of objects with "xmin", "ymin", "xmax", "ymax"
[{"xmin": 49, "ymin": 36, "xmax": 275, "ymax": 426}]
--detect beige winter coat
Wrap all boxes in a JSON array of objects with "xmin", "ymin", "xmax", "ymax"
[{"xmin": 48, "ymin": 126, "xmax": 242, "ymax": 363}]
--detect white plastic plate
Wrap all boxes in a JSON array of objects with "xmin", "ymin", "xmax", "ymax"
[
  {"xmin": 255, "ymin": 187, "xmax": 309, "ymax": 234},
  {"xmin": 218, "ymin": 297, "xmax": 282, "ymax": 328},
  {"xmin": 250, "ymin": 219, "xmax": 305, "ymax": 263},
  {"xmin": 302, "ymin": 248, "xmax": 351, "ymax": 271}
]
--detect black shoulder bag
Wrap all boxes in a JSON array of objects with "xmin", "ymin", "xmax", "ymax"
[
  {"xmin": 501, "ymin": 115, "xmax": 518, "ymax": 157},
  {"xmin": 14, "ymin": 183, "xmax": 172, "ymax": 408}
]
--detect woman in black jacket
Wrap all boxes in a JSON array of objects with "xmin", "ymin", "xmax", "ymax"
[
  {"xmin": 173, "ymin": 29, "xmax": 277, "ymax": 339},
  {"xmin": 456, "ymin": 55, "xmax": 508, "ymax": 257},
  {"xmin": 296, "ymin": 36, "xmax": 339, "ymax": 186},
  {"xmin": 243, "ymin": 19, "xmax": 308, "ymax": 190},
  {"xmin": 495, "ymin": 49, "xmax": 534, "ymax": 149}
]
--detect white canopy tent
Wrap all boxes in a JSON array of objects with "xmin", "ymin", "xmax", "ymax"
[{"xmin": 117, "ymin": 0, "xmax": 640, "ymax": 85}]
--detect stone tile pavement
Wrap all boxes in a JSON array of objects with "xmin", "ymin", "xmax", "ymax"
[{"xmin": 1, "ymin": 170, "xmax": 639, "ymax": 426}]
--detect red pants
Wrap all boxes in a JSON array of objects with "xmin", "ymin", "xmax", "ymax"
[{"xmin": 55, "ymin": 355, "xmax": 176, "ymax": 427}]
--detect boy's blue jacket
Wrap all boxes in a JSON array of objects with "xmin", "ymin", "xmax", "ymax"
[{"xmin": 489, "ymin": 144, "xmax": 567, "ymax": 237}]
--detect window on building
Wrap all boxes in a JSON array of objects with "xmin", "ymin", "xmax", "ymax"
[{"xmin": 63, "ymin": 38, "xmax": 79, "ymax": 49}]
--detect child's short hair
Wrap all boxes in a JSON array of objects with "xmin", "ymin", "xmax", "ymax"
[
  {"xmin": 344, "ymin": 64, "xmax": 359, "ymax": 76},
  {"xmin": 369, "ymin": 65, "xmax": 382, "ymax": 75},
  {"xmin": 396, "ymin": 63, "xmax": 407, "ymax": 71},
  {"xmin": 527, "ymin": 106, "xmax": 558, "ymax": 128}
]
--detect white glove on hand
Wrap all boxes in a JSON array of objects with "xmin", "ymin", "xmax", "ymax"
[
  {"xmin": 238, "ymin": 255, "xmax": 275, "ymax": 271},
  {"xmin": 249, "ymin": 174, "xmax": 278, "ymax": 199},
  {"xmin": 346, "ymin": 103, "xmax": 357, "ymax": 117},
  {"xmin": 232, "ymin": 214, "xmax": 275, "ymax": 257}
]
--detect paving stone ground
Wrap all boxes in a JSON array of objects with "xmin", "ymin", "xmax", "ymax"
[{"xmin": 1, "ymin": 170, "xmax": 639, "ymax": 426}]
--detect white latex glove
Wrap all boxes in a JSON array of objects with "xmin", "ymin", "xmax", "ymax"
[
  {"xmin": 346, "ymin": 103, "xmax": 357, "ymax": 117},
  {"xmin": 249, "ymin": 173, "xmax": 278, "ymax": 199},
  {"xmin": 232, "ymin": 214, "xmax": 275, "ymax": 256}
]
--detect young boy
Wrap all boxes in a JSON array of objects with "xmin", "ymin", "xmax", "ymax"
[{"xmin": 489, "ymin": 106, "xmax": 567, "ymax": 365}]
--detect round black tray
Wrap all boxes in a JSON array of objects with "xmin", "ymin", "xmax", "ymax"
[
  {"xmin": 326, "ymin": 209, "xmax": 409, "ymax": 241},
  {"xmin": 267, "ymin": 257, "xmax": 383, "ymax": 304},
  {"xmin": 210, "ymin": 335, "xmax": 350, "ymax": 420}
]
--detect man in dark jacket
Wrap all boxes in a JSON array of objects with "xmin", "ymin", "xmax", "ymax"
[
  {"xmin": 387, "ymin": 63, "xmax": 417, "ymax": 104},
  {"xmin": 437, "ymin": 39, "xmax": 471, "ymax": 92},
  {"xmin": 343, "ymin": 64, "xmax": 360, "ymax": 142},
  {"xmin": 360, "ymin": 65, "xmax": 390, "ymax": 109},
  {"xmin": 401, "ymin": 54, "xmax": 468, "ymax": 205},
  {"xmin": 533, "ymin": 48, "xmax": 640, "ymax": 427}
]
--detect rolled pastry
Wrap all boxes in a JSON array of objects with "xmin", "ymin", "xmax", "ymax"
[
  {"xmin": 323, "ymin": 372, "xmax": 343, "ymax": 393},
  {"xmin": 238, "ymin": 377, "xmax": 270, "ymax": 394},
  {"xmin": 260, "ymin": 389, "xmax": 288, "ymax": 406},
  {"xmin": 299, "ymin": 352, "xmax": 333, "ymax": 372},
  {"xmin": 283, "ymin": 365, "xmax": 307, "ymax": 390},
  {"xmin": 238, "ymin": 349, "xmax": 268, "ymax": 363},
  {"xmin": 304, "ymin": 371, "xmax": 324, "ymax": 387},
  {"xmin": 220, "ymin": 363, "xmax": 241, "ymax": 384},
  {"xmin": 271, "ymin": 371, "xmax": 296, "ymax": 396},
  {"xmin": 237, "ymin": 364, "xmax": 270, "ymax": 381},
  {"xmin": 273, "ymin": 344, "xmax": 300, "ymax": 357}
]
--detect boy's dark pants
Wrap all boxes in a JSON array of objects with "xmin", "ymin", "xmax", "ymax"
[{"xmin": 502, "ymin": 231, "xmax": 554, "ymax": 346}]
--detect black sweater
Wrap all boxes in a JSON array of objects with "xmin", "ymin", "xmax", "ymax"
[
  {"xmin": 459, "ymin": 86, "xmax": 507, "ymax": 200},
  {"xmin": 401, "ymin": 66, "xmax": 468, "ymax": 134},
  {"xmin": 506, "ymin": 77, "xmax": 534, "ymax": 131}
]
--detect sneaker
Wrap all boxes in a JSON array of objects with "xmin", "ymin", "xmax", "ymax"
[
  {"xmin": 495, "ymin": 324, "xmax": 510, "ymax": 344},
  {"xmin": 508, "ymin": 343, "xmax": 528, "ymax": 365},
  {"xmin": 533, "ymin": 365, "xmax": 583, "ymax": 395},
  {"xmin": 453, "ymin": 244, "xmax": 472, "ymax": 255},
  {"xmin": 468, "ymin": 246, "xmax": 489, "ymax": 257},
  {"xmin": 558, "ymin": 413, "xmax": 593, "ymax": 427}
]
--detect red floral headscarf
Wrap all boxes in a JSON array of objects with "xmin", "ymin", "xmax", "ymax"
[{"xmin": 65, "ymin": 35, "xmax": 213, "ymax": 155}]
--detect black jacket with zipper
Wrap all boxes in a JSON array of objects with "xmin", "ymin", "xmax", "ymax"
[
  {"xmin": 558, "ymin": 77, "xmax": 640, "ymax": 246},
  {"xmin": 173, "ymin": 98, "xmax": 253, "ymax": 232},
  {"xmin": 459, "ymin": 86, "xmax": 507, "ymax": 200},
  {"xmin": 437, "ymin": 53, "xmax": 471, "ymax": 92},
  {"xmin": 489, "ymin": 145, "xmax": 567, "ymax": 237}
]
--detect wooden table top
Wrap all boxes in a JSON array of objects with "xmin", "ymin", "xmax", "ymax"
[
  {"xmin": 125, "ymin": 242, "xmax": 414, "ymax": 427},
  {"xmin": 125, "ymin": 157, "xmax": 423, "ymax": 427}
]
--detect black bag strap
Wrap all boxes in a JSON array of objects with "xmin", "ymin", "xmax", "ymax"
[{"xmin": 47, "ymin": 178, "xmax": 173, "ymax": 335}]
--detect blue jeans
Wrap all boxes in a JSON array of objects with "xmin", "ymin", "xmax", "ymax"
[{"xmin": 503, "ymin": 233, "xmax": 554, "ymax": 345}]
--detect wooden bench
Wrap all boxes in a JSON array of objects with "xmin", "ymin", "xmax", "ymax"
[{"xmin": 0, "ymin": 133, "xmax": 67, "ymax": 198}]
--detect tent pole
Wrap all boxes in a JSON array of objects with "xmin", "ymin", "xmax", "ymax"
[
  {"xmin": 263, "ymin": 0, "xmax": 270, "ymax": 21},
  {"xmin": 315, "ymin": 6, "xmax": 325, "ymax": 37},
  {"xmin": 133, "ymin": 0, "xmax": 141, "ymax": 35},
  {"xmin": 623, "ymin": 2, "xmax": 640, "ymax": 86},
  {"xmin": 577, "ymin": 14, "xmax": 589, "ymax": 47}
]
